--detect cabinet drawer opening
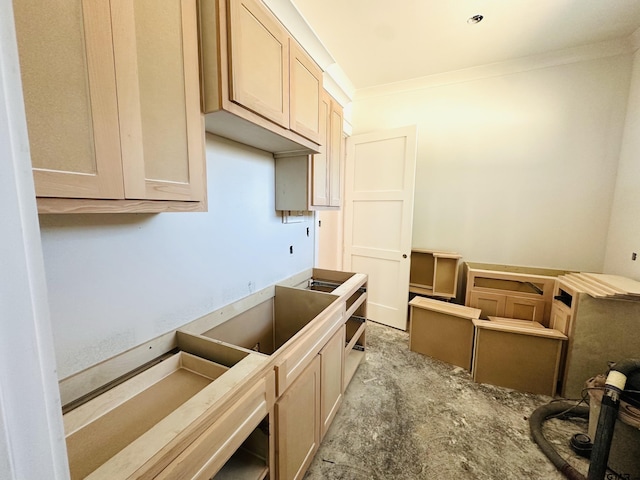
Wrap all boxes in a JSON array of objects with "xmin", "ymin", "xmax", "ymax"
[
  {"xmin": 554, "ymin": 288, "xmax": 573, "ymax": 308},
  {"xmin": 64, "ymin": 352, "xmax": 229, "ymax": 480},
  {"xmin": 474, "ymin": 277, "xmax": 544, "ymax": 295},
  {"xmin": 213, "ymin": 416, "xmax": 270, "ymax": 480}
]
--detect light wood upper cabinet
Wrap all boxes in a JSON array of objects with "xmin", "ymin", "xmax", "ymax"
[
  {"xmin": 290, "ymin": 40, "xmax": 322, "ymax": 144},
  {"xmin": 199, "ymin": 0, "xmax": 322, "ymax": 155},
  {"xmin": 327, "ymin": 98, "xmax": 344, "ymax": 207},
  {"xmin": 14, "ymin": 0, "xmax": 206, "ymax": 213},
  {"xmin": 311, "ymin": 92, "xmax": 331, "ymax": 206},
  {"xmin": 228, "ymin": 0, "xmax": 290, "ymax": 128},
  {"xmin": 275, "ymin": 91, "xmax": 344, "ymax": 211},
  {"xmin": 14, "ymin": 0, "xmax": 124, "ymax": 200}
]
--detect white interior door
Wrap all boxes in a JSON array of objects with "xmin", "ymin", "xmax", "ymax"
[{"xmin": 343, "ymin": 126, "xmax": 417, "ymax": 330}]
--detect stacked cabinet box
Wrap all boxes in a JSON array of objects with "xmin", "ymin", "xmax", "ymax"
[
  {"xmin": 471, "ymin": 319, "xmax": 567, "ymax": 396},
  {"xmin": 409, "ymin": 249, "xmax": 461, "ymax": 299},
  {"xmin": 464, "ymin": 263, "xmax": 571, "ymax": 325},
  {"xmin": 550, "ymin": 273, "xmax": 640, "ymax": 398},
  {"xmin": 408, "ymin": 297, "xmax": 480, "ymax": 370},
  {"xmin": 13, "ymin": 0, "xmax": 206, "ymax": 213}
]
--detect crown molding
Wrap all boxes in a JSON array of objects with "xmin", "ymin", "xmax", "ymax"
[
  {"xmin": 354, "ymin": 37, "xmax": 637, "ymax": 101},
  {"xmin": 262, "ymin": 0, "xmax": 355, "ymax": 105}
]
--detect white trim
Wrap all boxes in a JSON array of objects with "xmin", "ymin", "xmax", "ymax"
[
  {"xmin": 0, "ymin": 2, "xmax": 69, "ymax": 479},
  {"xmin": 355, "ymin": 37, "xmax": 637, "ymax": 100},
  {"xmin": 262, "ymin": 0, "xmax": 355, "ymax": 104}
]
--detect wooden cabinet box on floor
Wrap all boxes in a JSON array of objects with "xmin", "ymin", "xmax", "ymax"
[
  {"xmin": 409, "ymin": 249, "xmax": 462, "ymax": 299},
  {"xmin": 199, "ymin": 0, "xmax": 322, "ymax": 156},
  {"xmin": 471, "ymin": 318, "xmax": 567, "ymax": 396},
  {"xmin": 550, "ymin": 272, "xmax": 640, "ymax": 398},
  {"xmin": 464, "ymin": 262, "xmax": 571, "ymax": 325},
  {"xmin": 13, "ymin": 0, "xmax": 207, "ymax": 214},
  {"xmin": 408, "ymin": 296, "xmax": 480, "ymax": 370}
]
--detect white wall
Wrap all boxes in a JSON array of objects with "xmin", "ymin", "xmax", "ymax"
[
  {"xmin": 604, "ymin": 49, "xmax": 640, "ymax": 280},
  {"xmin": 352, "ymin": 53, "xmax": 633, "ymax": 271},
  {"xmin": 40, "ymin": 135, "xmax": 315, "ymax": 380}
]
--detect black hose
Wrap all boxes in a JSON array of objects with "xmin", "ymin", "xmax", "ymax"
[
  {"xmin": 587, "ymin": 359, "xmax": 640, "ymax": 480},
  {"xmin": 529, "ymin": 401, "xmax": 589, "ymax": 480}
]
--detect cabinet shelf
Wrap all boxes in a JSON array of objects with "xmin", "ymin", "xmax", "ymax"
[
  {"xmin": 409, "ymin": 249, "xmax": 461, "ymax": 299},
  {"xmin": 213, "ymin": 447, "xmax": 268, "ymax": 480},
  {"xmin": 344, "ymin": 349, "xmax": 366, "ymax": 388}
]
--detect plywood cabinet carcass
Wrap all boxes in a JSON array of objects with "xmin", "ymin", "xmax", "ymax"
[
  {"xmin": 199, "ymin": 0, "xmax": 322, "ymax": 155},
  {"xmin": 13, "ymin": 0, "xmax": 207, "ymax": 214},
  {"xmin": 274, "ymin": 91, "xmax": 344, "ymax": 211},
  {"xmin": 58, "ymin": 269, "xmax": 367, "ymax": 480},
  {"xmin": 550, "ymin": 272, "xmax": 640, "ymax": 398},
  {"xmin": 409, "ymin": 249, "xmax": 462, "ymax": 299},
  {"xmin": 464, "ymin": 263, "xmax": 570, "ymax": 325}
]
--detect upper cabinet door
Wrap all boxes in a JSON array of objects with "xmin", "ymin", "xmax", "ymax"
[
  {"xmin": 311, "ymin": 92, "xmax": 331, "ymax": 206},
  {"xmin": 227, "ymin": 0, "xmax": 290, "ymax": 128},
  {"xmin": 14, "ymin": 0, "xmax": 125, "ymax": 199},
  {"xmin": 111, "ymin": 0, "xmax": 205, "ymax": 201},
  {"xmin": 328, "ymin": 101, "xmax": 343, "ymax": 207},
  {"xmin": 289, "ymin": 40, "xmax": 322, "ymax": 144}
]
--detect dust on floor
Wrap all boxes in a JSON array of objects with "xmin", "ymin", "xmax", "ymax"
[{"xmin": 304, "ymin": 321, "xmax": 591, "ymax": 480}]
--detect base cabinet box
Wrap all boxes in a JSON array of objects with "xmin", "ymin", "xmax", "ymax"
[
  {"xmin": 408, "ymin": 297, "xmax": 480, "ymax": 370},
  {"xmin": 471, "ymin": 319, "xmax": 566, "ymax": 396},
  {"xmin": 59, "ymin": 269, "xmax": 368, "ymax": 480}
]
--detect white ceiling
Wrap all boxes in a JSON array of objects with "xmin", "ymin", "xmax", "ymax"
[{"xmin": 291, "ymin": 0, "xmax": 640, "ymax": 90}]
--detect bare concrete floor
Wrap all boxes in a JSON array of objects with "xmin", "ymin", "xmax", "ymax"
[{"xmin": 304, "ymin": 321, "xmax": 591, "ymax": 480}]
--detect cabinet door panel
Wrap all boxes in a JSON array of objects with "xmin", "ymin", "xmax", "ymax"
[
  {"xmin": 320, "ymin": 326, "xmax": 344, "ymax": 440},
  {"xmin": 112, "ymin": 0, "xmax": 205, "ymax": 201},
  {"xmin": 228, "ymin": 0, "xmax": 289, "ymax": 128},
  {"xmin": 469, "ymin": 291, "xmax": 506, "ymax": 319},
  {"xmin": 505, "ymin": 297, "xmax": 546, "ymax": 323},
  {"xmin": 328, "ymin": 102, "xmax": 343, "ymax": 206},
  {"xmin": 311, "ymin": 92, "xmax": 331, "ymax": 206},
  {"xmin": 290, "ymin": 40, "xmax": 321, "ymax": 143},
  {"xmin": 14, "ymin": 0, "xmax": 124, "ymax": 199},
  {"xmin": 276, "ymin": 355, "xmax": 320, "ymax": 480}
]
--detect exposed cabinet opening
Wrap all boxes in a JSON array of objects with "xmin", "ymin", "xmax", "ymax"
[{"xmin": 213, "ymin": 418, "xmax": 270, "ymax": 480}]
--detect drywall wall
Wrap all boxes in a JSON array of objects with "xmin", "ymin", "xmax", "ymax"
[
  {"xmin": 604, "ymin": 49, "xmax": 640, "ymax": 280},
  {"xmin": 352, "ymin": 52, "xmax": 633, "ymax": 272},
  {"xmin": 0, "ymin": 3, "xmax": 68, "ymax": 477},
  {"xmin": 39, "ymin": 135, "xmax": 315, "ymax": 380}
]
